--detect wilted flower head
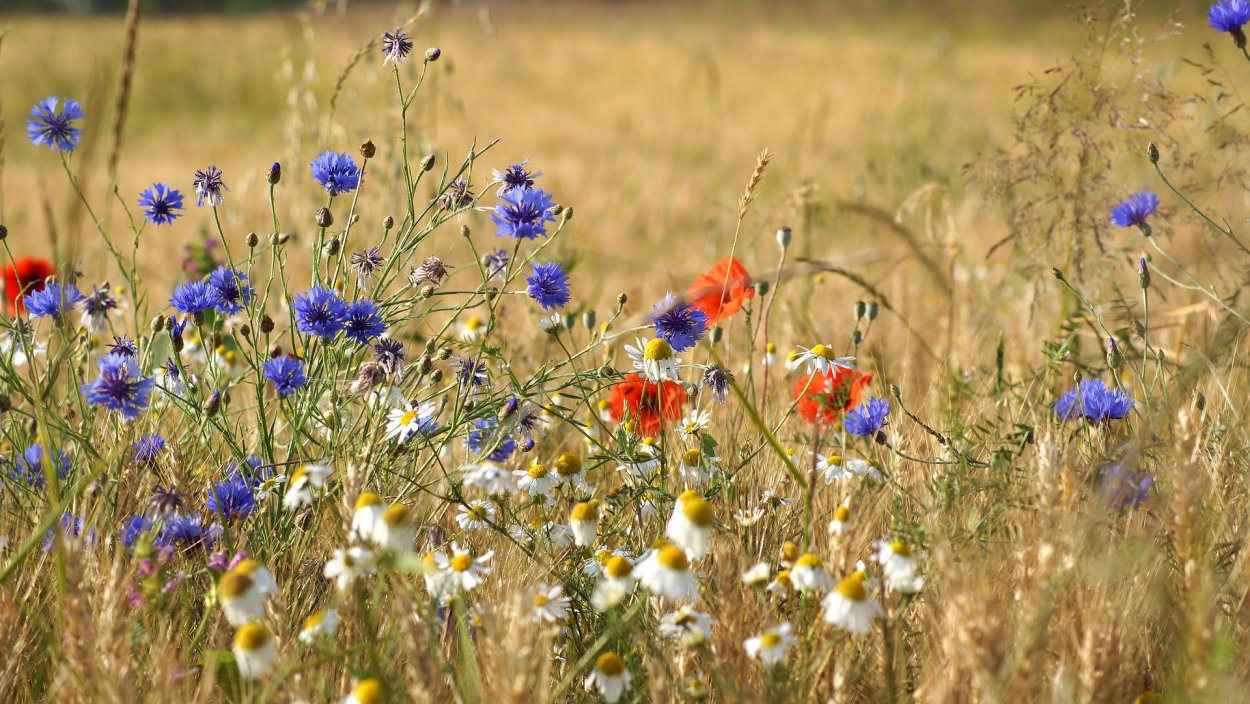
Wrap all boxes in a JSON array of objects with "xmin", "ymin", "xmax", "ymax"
[
  {"xmin": 491, "ymin": 161, "xmax": 542, "ymax": 194},
  {"xmin": 192, "ymin": 166, "xmax": 229, "ymax": 208},
  {"xmin": 80, "ymin": 284, "xmax": 118, "ymax": 332},
  {"xmin": 700, "ymin": 364, "xmax": 733, "ymax": 404},
  {"xmin": 27, "ymin": 97, "xmax": 84, "ymax": 152},
  {"xmin": 408, "ymin": 255, "xmax": 451, "ymax": 288},
  {"xmin": 439, "ymin": 178, "xmax": 476, "ymax": 211},
  {"xmin": 350, "ymin": 247, "xmax": 386, "ymax": 289},
  {"xmin": 381, "ymin": 27, "xmax": 414, "ymax": 65},
  {"xmin": 482, "ymin": 248, "xmax": 511, "ymax": 280}
]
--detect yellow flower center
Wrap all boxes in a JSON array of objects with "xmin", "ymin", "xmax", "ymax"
[
  {"xmin": 682, "ymin": 448, "xmax": 702, "ymax": 465},
  {"xmin": 528, "ymin": 462, "xmax": 549, "ymax": 478},
  {"xmin": 891, "ymin": 540, "xmax": 913, "ymax": 557},
  {"xmin": 467, "ymin": 505, "xmax": 488, "ymax": 521},
  {"xmin": 352, "ymin": 679, "xmax": 385, "ymax": 704},
  {"xmin": 554, "ymin": 452, "xmax": 582, "ymax": 476},
  {"xmin": 382, "ymin": 503, "xmax": 411, "ymax": 526},
  {"xmin": 399, "ymin": 410, "xmax": 418, "ymax": 426},
  {"xmin": 304, "ymin": 611, "xmax": 325, "ymax": 630},
  {"xmin": 450, "ymin": 553, "xmax": 474, "ymax": 572},
  {"xmin": 678, "ymin": 489, "xmax": 701, "ymax": 503},
  {"xmin": 786, "ymin": 348, "xmax": 802, "ymax": 363},
  {"xmin": 218, "ymin": 571, "xmax": 254, "ymax": 599},
  {"xmin": 597, "ymin": 399, "xmax": 610, "ymax": 410},
  {"xmin": 643, "ymin": 338, "xmax": 674, "ymax": 361},
  {"xmin": 766, "ymin": 342, "xmax": 777, "ymax": 353},
  {"xmin": 596, "ymin": 652, "xmax": 626, "ymax": 676},
  {"xmin": 605, "ymin": 555, "xmax": 633, "ymax": 578},
  {"xmin": 657, "ymin": 546, "xmax": 689, "ymax": 571},
  {"xmin": 795, "ymin": 553, "xmax": 822, "ymax": 569},
  {"xmin": 465, "ymin": 316, "xmax": 484, "ymax": 331},
  {"xmin": 825, "ymin": 454, "xmax": 844, "ymax": 466},
  {"xmin": 234, "ymin": 622, "xmax": 270, "ymax": 651},
  {"xmin": 680, "ymin": 497, "xmax": 714, "ymax": 528},
  {"xmin": 570, "ymin": 501, "xmax": 600, "ymax": 522},
  {"xmin": 835, "ymin": 573, "xmax": 868, "ymax": 602},
  {"xmin": 422, "ymin": 552, "xmax": 439, "ymax": 569},
  {"xmin": 233, "ymin": 558, "xmax": 261, "ymax": 576},
  {"xmin": 291, "ymin": 467, "xmax": 308, "ymax": 484},
  {"xmin": 833, "ymin": 506, "xmax": 851, "ymax": 522},
  {"xmin": 533, "ymin": 593, "xmax": 550, "ymax": 608},
  {"xmin": 355, "ymin": 492, "xmax": 382, "ymax": 511},
  {"xmin": 809, "ymin": 344, "xmax": 836, "ymax": 361},
  {"xmin": 781, "ymin": 541, "xmax": 799, "ymax": 563},
  {"xmin": 760, "ymin": 632, "xmax": 781, "ymax": 648}
]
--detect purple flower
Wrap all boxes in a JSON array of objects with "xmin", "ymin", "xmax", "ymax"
[
  {"xmin": 1099, "ymin": 464, "xmax": 1154, "ymax": 511},
  {"xmin": 844, "ymin": 397, "xmax": 891, "ymax": 437},
  {"xmin": 292, "ymin": 286, "xmax": 348, "ymax": 340},
  {"xmin": 1055, "ymin": 379, "xmax": 1133, "ymax": 424},
  {"xmin": 1109, "ymin": 191, "xmax": 1158, "ymax": 230},
  {"xmin": 526, "ymin": 261, "xmax": 571, "ymax": 310},
  {"xmin": 169, "ymin": 280, "xmax": 221, "ymax": 315},
  {"xmin": 343, "ymin": 299, "xmax": 386, "ymax": 345},
  {"xmin": 82, "ymin": 354, "xmax": 155, "ymax": 420},
  {"xmin": 27, "ymin": 97, "xmax": 84, "ymax": 152},
  {"xmin": 25, "ymin": 282, "xmax": 84, "ymax": 322},
  {"xmin": 310, "ymin": 151, "xmax": 361, "ymax": 196},
  {"xmin": 492, "ymin": 186, "xmax": 556, "ymax": 239},
  {"xmin": 649, "ymin": 293, "xmax": 707, "ymax": 352},
  {"xmin": 208, "ymin": 266, "xmax": 253, "ymax": 316},
  {"xmin": 138, "ymin": 183, "xmax": 185, "ymax": 226},
  {"xmin": 263, "ymin": 355, "xmax": 307, "ymax": 397}
]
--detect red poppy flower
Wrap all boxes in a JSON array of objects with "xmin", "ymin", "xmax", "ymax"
[
  {"xmin": 607, "ymin": 373, "xmax": 688, "ymax": 437},
  {"xmin": 3, "ymin": 257, "xmax": 56, "ymax": 315},
  {"xmin": 793, "ymin": 367, "xmax": 873, "ymax": 426},
  {"xmin": 685, "ymin": 256, "xmax": 755, "ymax": 324}
]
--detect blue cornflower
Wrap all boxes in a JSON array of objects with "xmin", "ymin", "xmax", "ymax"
[
  {"xmin": 374, "ymin": 337, "xmax": 406, "ymax": 377},
  {"xmin": 167, "ymin": 316, "xmax": 190, "ymax": 339},
  {"xmin": 649, "ymin": 293, "xmax": 708, "ymax": 352},
  {"xmin": 844, "ymin": 397, "xmax": 892, "ymax": 437},
  {"xmin": 27, "ymin": 97, "xmax": 84, "ymax": 152},
  {"xmin": 81, "ymin": 284, "xmax": 118, "ymax": 333},
  {"xmin": 466, "ymin": 419, "xmax": 517, "ymax": 462},
  {"xmin": 138, "ymin": 183, "xmax": 184, "ymax": 225},
  {"xmin": 456, "ymin": 356, "xmax": 488, "ymax": 390},
  {"xmin": 1109, "ymin": 191, "xmax": 1159, "ymax": 231},
  {"xmin": 193, "ymin": 166, "xmax": 228, "ymax": 207},
  {"xmin": 132, "ymin": 434, "xmax": 166, "ymax": 465},
  {"xmin": 10, "ymin": 443, "xmax": 71, "ymax": 488},
  {"xmin": 1055, "ymin": 379, "xmax": 1133, "ymax": 423},
  {"xmin": 310, "ymin": 151, "xmax": 361, "ymax": 196},
  {"xmin": 169, "ymin": 280, "xmax": 221, "ymax": 315},
  {"xmin": 382, "ymin": 27, "xmax": 414, "ymax": 65},
  {"xmin": 24, "ymin": 282, "xmax": 84, "ymax": 322},
  {"xmin": 206, "ymin": 478, "xmax": 254, "ymax": 521},
  {"xmin": 492, "ymin": 186, "xmax": 556, "ymax": 239},
  {"xmin": 107, "ymin": 334, "xmax": 138, "ymax": 358},
  {"xmin": 207, "ymin": 266, "xmax": 253, "ymax": 316},
  {"xmin": 82, "ymin": 354, "xmax": 155, "ymax": 420},
  {"xmin": 1210, "ymin": 0, "xmax": 1250, "ymax": 37},
  {"xmin": 121, "ymin": 515, "xmax": 154, "ymax": 549},
  {"xmin": 526, "ymin": 261, "xmax": 571, "ymax": 310},
  {"xmin": 343, "ymin": 299, "xmax": 386, "ymax": 344},
  {"xmin": 491, "ymin": 161, "xmax": 542, "ymax": 195},
  {"xmin": 292, "ymin": 286, "xmax": 348, "ymax": 340},
  {"xmin": 43, "ymin": 512, "xmax": 94, "ymax": 551},
  {"xmin": 156, "ymin": 513, "xmax": 207, "ymax": 549},
  {"xmin": 1099, "ymin": 464, "xmax": 1154, "ymax": 511},
  {"xmin": 263, "ymin": 355, "xmax": 307, "ymax": 397}
]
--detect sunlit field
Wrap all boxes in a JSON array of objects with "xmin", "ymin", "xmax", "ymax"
[{"xmin": 2, "ymin": 0, "xmax": 1250, "ymax": 701}]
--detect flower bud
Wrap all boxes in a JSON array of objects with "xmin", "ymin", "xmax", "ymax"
[
  {"xmin": 269, "ymin": 232, "xmax": 281, "ymax": 246},
  {"xmin": 582, "ymin": 310, "xmax": 596, "ymax": 330},
  {"xmin": 421, "ymin": 154, "xmax": 435, "ymax": 172},
  {"xmin": 326, "ymin": 237, "xmax": 341, "ymax": 256},
  {"xmin": 0, "ymin": 393, "xmax": 11, "ymax": 414},
  {"xmin": 246, "ymin": 232, "xmax": 259, "ymax": 248},
  {"xmin": 429, "ymin": 369, "xmax": 444, "ymax": 384},
  {"xmin": 1146, "ymin": 142, "xmax": 1159, "ymax": 164},
  {"xmin": 754, "ymin": 281, "xmax": 769, "ymax": 297},
  {"xmin": 239, "ymin": 324, "xmax": 252, "ymax": 338},
  {"xmin": 1137, "ymin": 257, "xmax": 1150, "ymax": 289},
  {"xmin": 0, "ymin": 224, "xmax": 8, "ymax": 241},
  {"xmin": 315, "ymin": 207, "xmax": 334, "ymax": 228},
  {"xmin": 1052, "ymin": 267, "xmax": 1065, "ymax": 282},
  {"xmin": 460, "ymin": 224, "xmax": 471, "ymax": 238},
  {"xmin": 420, "ymin": 285, "xmax": 435, "ymax": 299},
  {"xmin": 267, "ymin": 162, "xmax": 282, "ymax": 185},
  {"xmin": 438, "ymin": 346, "xmax": 453, "ymax": 360},
  {"xmin": 519, "ymin": 436, "xmax": 535, "ymax": 453},
  {"xmin": 710, "ymin": 326, "xmax": 723, "ymax": 344},
  {"xmin": 501, "ymin": 397, "xmax": 519, "ymax": 419},
  {"xmin": 617, "ymin": 292, "xmax": 628, "ymax": 307},
  {"xmin": 205, "ymin": 391, "xmax": 221, "ymax": 418},
  {"xmin": 854, "ymin": 301, "xmax": 867, "ymax": 320},
  {"xmin": 384, "ymin": 215, "xmax": 395, "ymax": 230},
  {"xmin": 563, "ymin": 313, "xmax": 576, "ymax": 330},
  {"xmin": 152, "ymin": 315, "xmax": 165, "ymax": 333},
  {"xmin": 425, "ymin": 47, "xmax": 441, "ymax": 62},
  {"xmin": 464, "ymin": 399, "xmax": 475, "ymax": 412},
  {"xmin": 866, "ymin": 302, "xmax": 878, "ymax": 321},
  {"xmin": 261, "ymin": 315, "xmax": 275, "ymax": 334},
  {"xmin": 776, "ymin": 226, "xmax": 792, "ymax": 249},
  {"xmin": 562, "ymin": 205, "xmax": 574, "ymax": 221},
  {"xmin": 419, "ymin": 355, "xmax": 433, "ymax": 374},
  {"xmin": 360, "ymin": 140, "xmax": 376, "ymax": 159},
  {"xmin": 852, "ymin": 330, "xmax": 863, "ymax": 348},
  {"xmin": 1106, "ymin": 337, "xmax": 1121, "ymax": 371}
]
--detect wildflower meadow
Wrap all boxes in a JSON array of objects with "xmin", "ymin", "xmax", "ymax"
[{"xmin": 3, "ymin": 1, "xmax": 1250, "ymax": 702}]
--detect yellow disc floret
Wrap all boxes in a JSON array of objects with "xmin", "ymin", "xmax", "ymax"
[
  {"xmin": 233, "ymin": 622, "xmax": 269, "ymax": 651},
  {"xmin": 643, "ymin": 338, "xmax": 674, "ymax": 361},
  {"xmin": 657, "ymin": 546, "xmax": 689, "ymax": 571},
  {"xmin": 596, "ymin": 652, "xmax": 626, "ymax": 676}
]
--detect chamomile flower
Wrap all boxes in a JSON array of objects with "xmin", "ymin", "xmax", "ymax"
[
  {"xmin": 584, "ymin": 652, "xmax": 632, "ymax": 704},
  {"xmin": 591, "ymin": 555, "xmax": 638, "ymax": 611},
  {"xmin": 538, "ymin": 313, "xmax": 564, "ymax": 332},
  {"xmin": 793, "ymin": 343, "xmax": 855, "ymax": 375},
  {"xmin": 684, "ymin": 675, "xmax": 710, "ymax": 701},
  {"xmin": 531, "ymin": 582, "xmax": 571, "ymax": 623},
  {"xmin": 742, "ymin": 561, "xmax": 771, "ymax": 586},
  {"xmin": 457, "ymin": 500, "xmax": 497, "ymax": 532},
  {"xmin": 828, "ymin": 500, "xmax": 852, "ymax": 536},
  {"xmin": 253, "ymin": 473, "xmax": 287, "ymax": 501},
  {"xmin": 765, "ymin": 569, "xmax": 792, "ymax": 596},
  {"xmin": 463, "ymin": 462, "xmax": 515, "ymax": 495},
  {"xmin": 666, "ymin": 490, "xmax": 715, "ymax": 559},
  {"xmin": 552, "ymin": 451, "xmax": 586, "ymax": 488},
  {"xmin": 351, "ymin": 492, "xmax": 384, "ymax": 541},
  {"xmin": 617, "ymin": 455, "xmax": 662, "ymax": 484},
  {"xmin": 282, "ymin": 463, "xmax": 334, "ymax": 510},
  {"xmin": 822, "ymin": 571, "xmax": 884, "ymax": 633},
  {"xmin": 790, "ymin": 553, "xmax": 835, "ymax": 593},
  {"xmin": 420, "ymin": 551, "xmax": 458, "ymax": 603},
  {"xmin": 625, "ymin": 337, "xmax": 681, "ymax": 382},
  {"xmin": 373, "ymin": 503, "xmax": 417, "ymax": 552},
  {"xmin": 232, "ymin": 622, "xmax": 277, "ymax": 680},
  {"xmin": 218, "ymin": 567, "xmax": 270, "ymax": 626},
  {"xmin": 324, "ymin": 546, "xmax": 378, "ymax": 590},
  {"xmin": 515, "ymin": 460, "xmax": 556, "ymax": 497},
  {"xmin": 762, "ymin": 341, "xmax": 779, "ymax": 367},
  {"xmin": 659, "ymin": 606, "xmax": 715, "ymax": 647},
  {"xmin": 435, "ymin": 543, "xmax": 493, "ymax": 592},
  {"xmin": 678, "ymin": 410, "xmax": 712, "ymax": 441},
  {"xmin": 743, "ymin": 622, "xmax": 796, "ymax": 667},
  {"xmin": 569, "ymin": 500, "xmax": 601, "ymax": 546},
  {"xmin": 459, "ymin": 315, "xmax": 486, "ymax": 341},
  {"xmin": 734, "ymin": 507, "xmax": 766, "ymax": 527},
  {"xmin": 1, "ymin": 328, "xmax": 45, "ymax": 368},
  {"xmin": 298, "ymin": 608, "xmax": 340, "ymax": 644},
  {"xmin": 677, "ymin": 447, "xmax": 720, "ymax": 487},
  {"xmin": 341, "ymin": 678, "xmax": 386, "ymax": 704},
  {"xmin": 761, "ymin": 488, "xmax": 797, "ymax": 509},
  {"xmin": 873, "ymin": 538, "xmax": 925, "ymax": 594},
  {"xmin": 386, "ymin": 402, "xmax": 437, "ymax": 443},
  {"xmin": 784, "ymin": 347, "xmax": 804, "ymax": 372},
  {"xmin": 636, "ymin": 544, "xmax": 699, "ymax": 602}
]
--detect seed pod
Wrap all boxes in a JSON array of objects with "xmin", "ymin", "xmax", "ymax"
[
  {"xmin": 866, "ymin": 302, "xmax": 879, "ymax": 321},
  {"xmin": 326, "ymin": 237, "xmax": 341, "ymax": 256},
  {"xmin": 854, "ymin": 301, "xmax": 867, "ymax": 320},
  {"xmin": 260, "ymin": 315, "xmax": 275, "ymax": 334},
  {"xmin": 239, "ymin": 324, "xmax": 252, "ymax": 338},
  {"xmin": 0, "ymin": 224, "xmax": 8, "ymax": 241},
  {"xmin": 776, "ymin": 226, "xmax": 792, "ymax": 249},
  {"xmin": 246, "ymin": 232, "xmax": 259, "ymax": 248},
  {"xmin": 384, "ymin": 215, "xmax": 395, "ymax": 230},
  {"xmin": 360, "ymin": 140, "xmax": 376, "ymax": 159},
  {"xmin": 315, "ymin": 207, "xmax": 334, "ymax": 228},
  {"xmin": 429, "ymin": 369, "xmax": 444, "ymax": 384}
]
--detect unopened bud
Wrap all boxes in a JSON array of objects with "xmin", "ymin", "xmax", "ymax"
[
  {"xmin": 429, "ymin": 369, "xmax": 444, "ymax": 384},
  {"xmin": 0, "ymin": 224, "xmax": 9, "ymax": 241},
  {"xmin": 1073, "ymin": 369, "xmax": 1083, "ymax": 383},
  {"xmin": 425, "ymin": 47, "xmax": 441, "ymax": 62},
  {"xmin": 267, "ymin": 162, "xmax": 282, "ymax": 185},
  {"xmin": 854, "ymin": 301, "xmax": 867, "ymax": 320},
  {"xmin": 852, "ymin": 330, "xmax": 863, "ymax": 348},
  {"xmin": 599, "ymin": 365, "xmax": 615, "ymax": 378},
  {"xmin": 239, "ymin": 324, "xmax": 251, "ymax": 338},
  {"xmin": 776, "ymin": 226, "xmax": 792, "ymax": 249},
  {"xmin": 384, "ymin": 215, "xmax": 395, "ymax": 230},
  {"xmin": 710, "ymin": 326, "xmax": 723, "ymax": 344},
  {"xmin": 424, "ymin": 339, "xmax": 436, "ymax": 354},
  {"xmin": 0, "ymin": 394, "xmax": 11, "ymax": 414},
  {"xmin": 1137, "ymin": 257, "xmax": 1150, "ymax": 289},
  {"xmin": 617, "ymin": 292, "xmax": 628, "ymax": 307},
  {"xmin": 519, "ymin": 436, "xmax": 535, "ymax": 453},
  {"xmin": 1146, "ymin": 142, "xmax": 1159, "ymax": 164},
  {"xmin": 562, "ymin": 205, "xmax": 573, "ymax": 221},
  {"xmin": 269, "ymin": 232, "xmax": 281, "ymax": 246},
  {"xmin": 326, "ymin": 237, "xmax": 341, "ymax": 256},
  {"xmin": 421, "ymin": 154, "xmax": 435, "ymax": 172},
  {"xmin": 246, "ymin": 232, "xmax": 259, "ymax": 248},
  {"xmin": 460, "ymin": 225, "xmax": 471, "ymax": 238},
  {"xmin": 315, "ymin": 207, "xmax": 334, "ymax": 228},
  {"xmin": 438, "ymin": 347, "xmax": 453, "ymax": 360},
  {"xmin": 501, "ymin": 397, "xmax": 519, "ymax": 419},
  {"xmin": 754, "ymin": 281, "xmax": 769, "ymax": 297},
  {"xmin": 582, "ymin": 310, "xmax": 596, "ymax": 330},
  {"xmin": 360, "ymin": 140, "xmax": 376, "ymax": 159},
  {"xmin": 278, "ymin": 232, "xmax": 291, "ymax": 245},
  {"xmin": 419, "ymin": 355, "xmax": 433, "ymax": 374},
  {"xmin": 152, "ymin": 315, "xmax": 165, "ymax": 333},
  {"xmin": 205, "ymin": 391, "xmax": 222, "ymax": 418},
  {"xmin": 1052, "ymin": 267, "xmax": 1066, "ymax": 282},
  {"xmin": 1106, "ymin": 337, "xmax": 1121, "ymax": 371},
  {"xmin": 420, "ymin": 285, "xmax": 435, "ymax": 299},
  {"xmin": 866, "ymin": 302, "xmax": 878, "ymax": 321},
  {"xmin": 261, "ymin": 315, "xmax": 275, "ymax": 334},
  {"xmin": 269, "ymin": 345, "xmax": 282, "ymax": 359},
  {"xmin": 562, "ymin": 313, "xmax": 576, "ymax": 330}
]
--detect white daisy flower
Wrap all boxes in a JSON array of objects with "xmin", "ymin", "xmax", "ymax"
[
  {"xmin": 254, "ymin": 473, "xmax": 287, "ymax": 501},
  {"xmin": 677, "ymin": 447, "xmax": 719, "ymax": 487},
  {"xmin": 434, "ymin": 543, "xmax": 493, "ymax": 592},
  {"xmin": 351, "ymin": 492, "xmax": 385, "ymax": 542},
  {"xmin": 456, "ymin": 500, "xmax": 497, "ymax": 532},
  {"xmin": 591, "ymin": 555, "xmax": 638, "ymax": 611},
  {"xmin": 420, "ymin": 551, "xmax": 458, "ymax": 604},
  {"xmin": 784, "ymin": 347, "xmax": 805, "ymax": 372},
  {"xmin": 822, "ymin": 572, "xmax": 884, "ymax": 633},
  {"xmin": 298, "ymin": 608, "xmax": 340, "ymax": 644},
  {"xmin": 790, "ymin": 553, "xmax": 835, "ymax": 593},
  {"xmin": 282, "ymin": 463, "xmax": 334, "ymax": 511},
  {"xmin": 514, "ymin": 460, "xmax": 555, "ymax": 497},
  {"xmin": 218, "ymin": 567, "xmax": 270, "ymax": 627},
  {"xmin": 741, "ymin": 561, "xmax": 771, "ymax": 586},
  {"xmin": 386, "ymin": 402, "xmax": 437, "ymax": 444},
  {"xmin": 463, "ymin": 462, "xmax": 515, "ymax": 495},
  {"xmin": 666, "ymin": 490, "xmax": 715, "ymax": 560},
  {"xmin": 873, "ymin": 539, "xmax": 925, "ymax": 594},
  {"xmin": 232, "ymin": 622, "xmax": 277, "ymax": 680},
  {"xmin": 552, "ymin": 451, "xmax": 587, "ymax": 488},
  {"xmin": 459, "ymin": 315, "xmax": 486, "ymax": 341},
  {"xmin": 373, "ymin": 503, "xmax": 416, "ymax": 552},
  {"xmin": 734, "ymin": 507, "xmax": 766, "ymax": 527},
  {"xmin": 1, "ymin": 333, "xmax": 44, "ymax": 368},
  {"xmin": 761, "ymin": 488, "xmax": 797, "ymax": 509},
  {"xmin": 625, "ymin": 337, "xmax": 681, "ymax": 382},
  {"xmin": 765, "ymin": 569, "xmax": 792, "ymax": 596},
  {"xmin": 569, "ymin": 500, "xmax": 600, "ymax": 547},
  {"xmin": 828, "ymin": 500, "xmax": 852, "ymax": 536},
  {"xmin": 677, "ymin": 410, "xmax": 712, "ymax": 441},
  {"xmin": 584, "ymin": 652, "xmax": 632, "ymax": 703},
  {"xmin": 617, "ymin": 456, "xmax": 663, "ymax": 484},
  {"xmin": 531, "ymin": 582, "xmax": 571, "ymax": 623},
  {"xmin": 340, "ymin": 678, "xmax": 385, "ymax": 704},
  {"xmin": 743, "ymin": 621, "xmax": 796, "ymax": 666},
  {"xmin": 324, "ymin": 546, "xmax": 378, "ymax": 591},
  {"xmin": 762, "ymin": 341, "xmax": 779, "ymax": 368},
  {"xmin": 793, "ymin": 343, "xmax": 855, "ymax": 375},
  {"xmin": 635, "ymin": 544, "xmax": 699, "ymax": 602},
  {"xmin": 367, "ymin": 385, "xmax": 407, "ymax": 409},
  {"xmin": 658, "ymin": 606, "xmax": 715, "ymax": 647},
  {"xmin": 538, "ymin": 313, "xmax": 564, "ymax": 332}
]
